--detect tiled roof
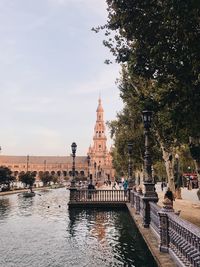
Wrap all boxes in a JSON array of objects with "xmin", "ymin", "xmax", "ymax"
[{"xmin": 0, "ymin": 155, "xmax": 87, "ymax": 164}]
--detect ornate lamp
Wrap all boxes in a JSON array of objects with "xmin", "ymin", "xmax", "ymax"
[
  {"xmin": 87, "ymin": 155, "xmax": 91, "ymax": 181},
  {"xmin": 71, "ymin": 142, "xmax": 77, "ymax": 187},
  {"xmin": 142, "ymin": 110, "xmax": 158, "ymax": 227},
  {"xmin": 127, "ymin": 142, "xmax": 134, "ymax": 187}
]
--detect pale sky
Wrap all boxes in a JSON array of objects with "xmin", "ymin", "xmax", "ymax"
[{"xmin": 0, "ymin": 0, "xmax": 122, "ymax": 156}]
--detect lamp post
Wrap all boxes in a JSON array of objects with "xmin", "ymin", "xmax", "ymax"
[
  {"xmin": 94, "ymin": 162, "xmax": 97, "ymax": 183},
  {"xmin": 44, "ymin": 160, "xmax": 47, "ymax": 172},
  {"xmin": 127, "ymin": 142, "xmax": 134, "ymax": 188},
  {"xmin": 26, "ymin": 155, "xmax": 29, "ymax": 173},
  {"xmin": 71, "ymin": 142, "xmax": 77, "ymax": 188},
  {"xmin": 142, "ymin": 110, "xmax": 158, "ymax": 227},
  {"xmin": 87, "ymin": 155, "xmax": 91, "ymax": 182},
  {"xmin": 142, "ymin": 111, "xmax": 153, "ymax": 184}
]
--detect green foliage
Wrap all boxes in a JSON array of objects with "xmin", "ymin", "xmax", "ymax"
[
  {"xmin": 0, "ymin": 166, "xmax": 15, "ymax": 188},
  {"xmin": 40, "ymin": 171, "xmax": 53, "ymax": 186},
  {"xmin": 52, "ymin": 175, "xmax": 58, "ymax": 184},
  {"xmin": 18, "ymin": 172, "xmax": 36, "ymax": 188},
  {"xmin": 97, "ymin": 0, "xmax": 200, "ymax": 138}
]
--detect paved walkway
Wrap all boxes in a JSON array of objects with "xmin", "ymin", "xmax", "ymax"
[
  {"xmin": 100, "ymin": 183, "xmax": 200, "ymax": 228},
  {"xmin": 157, "ymin": 190, "xmax": 200, "ymax": 227}
]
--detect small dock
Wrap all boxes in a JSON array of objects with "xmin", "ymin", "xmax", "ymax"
[{"xmin": 68, "ymin": 189, "xmax": 130, "ymax": 208}]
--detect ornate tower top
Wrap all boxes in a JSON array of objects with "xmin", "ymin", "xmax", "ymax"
[
  {"xmin": 96, "ymin": 97, "xmax": 104, "ymax": 113},
  {"xmin": 88, "ymin": 97, "xmax": 114, "ymax": 182}
]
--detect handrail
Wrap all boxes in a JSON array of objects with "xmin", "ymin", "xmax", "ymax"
[
  {"xmin": 73, "ymin": 189, "xmax": 130, "ymax": 202},
  {"xmin": 149, "ymin": 202, "xmax": 161, "ymax": 237},
  {"xmin": 168, "ymin": 212, "xmax": 200, "ymax": 267}
]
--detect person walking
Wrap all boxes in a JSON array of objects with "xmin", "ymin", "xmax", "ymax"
[
  {"xmin": 161, "ymin": 181, "xmax": 164, "ymax": 191},
  {"xmin": 112, "ymin": 181, "xmax": 117, "ymax": 190},
  {"xmin": 164, "ymin": 187, "xmax": 175, "ymax": 206},
  {"xmin": 123, "ymin": 179, "xmax": 128, "ymax": 197}
]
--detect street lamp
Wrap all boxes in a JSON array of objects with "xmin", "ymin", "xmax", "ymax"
[
  {"xmin": 26, "ymin": 155, "xmax": 29, "ymax": 173},
  {"xmin": 87, "ymin": 155, "xmax": 91, "ymax": 182},
  {"xmin": 71, "ymin": 142, "xmax": 77, "ymax": 188},
  {"xmin": 142, "ymin": 110, "xmax": 158, "ymax": 227},
  {"xmin": 94, "ymin": 162, "xmax": 97, "ymax": 182},
  {"xmin": 44, "ymin": 160, "xmax": 47, "ymax": 172},
  {"xmin": 142, "ymin": 111, "xmax": 153, "ymax": 184},
  {"xmin": 127, "ymin": 142, "xmax": 134, "ymax": 188}
]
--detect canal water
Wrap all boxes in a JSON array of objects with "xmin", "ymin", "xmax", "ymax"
[{"xmin": 0, "ymin": 188, "xmax": 157, "ymax": 267}]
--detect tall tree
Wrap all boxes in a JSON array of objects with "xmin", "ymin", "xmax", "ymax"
[
  {"xmin": 0, "ymin": 166, "xmax": 15, "ymax": 190},
  {"xmin": 18, "ymin": 172, "xmax": 36, "ymax": 192},
  {"xmin": 94, "ymin": 0, "xmax": 200, "ymax": 192}
]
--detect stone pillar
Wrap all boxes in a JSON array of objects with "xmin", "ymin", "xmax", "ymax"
[
  {"xmin": 135, "ymin": 187, "xmax": 143, "ymax": 214},
  {"xmin": 142, "ymin": 183, "xmax": 158, "ymax": 227},
  {"xmin": 158, "ymin": 198, "xmax": 174, "ymax": 252},
  {"xmin": 69, "ymin": 187, "xmax": 77, "ymax": 202}
]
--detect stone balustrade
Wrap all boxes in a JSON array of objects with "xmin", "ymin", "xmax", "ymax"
[
  {"xmin": 70, "ymin": 189, "xmax": 130, "ymax": 203},
  {"xmin": 168, "ymin": 212, "xmax": 200, "ymax": 267},
  {"xmin": 69, "ymin": 188, "xmax": 200, "ymax": 266},
  {"xmin": 149, "ymin": 201, "xmax": 161, "ymax": 237},
  {"xmin": 130, "ymin": 189, "xmax": 200, "ymax": 267}
]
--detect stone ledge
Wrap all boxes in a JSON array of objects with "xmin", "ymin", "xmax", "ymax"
[{"xmin": 126, "ymin": 203, "xmax": 178, "ymax": 267}]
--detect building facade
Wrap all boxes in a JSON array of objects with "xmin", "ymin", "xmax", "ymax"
[{"xmin": 0, "ymin": 98, "xmax": 114, "ymax": 182}]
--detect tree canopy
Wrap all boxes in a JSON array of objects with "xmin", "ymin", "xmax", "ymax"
[
  {"xmin": 96, "ymin": 0, "xmax": 200, "ymax": 137},
  {"xmin": 0, "ymin": 166, "xmax": 15, "ymax": 188}
]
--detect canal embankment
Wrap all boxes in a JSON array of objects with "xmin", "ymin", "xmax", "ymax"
[
  {"xmin": 0, "ymin": 186, "xmax": 53, "ymax": 196},
  {"xmin": 126, "ymin": 203, "xmax": 177, "ymax": 267}
]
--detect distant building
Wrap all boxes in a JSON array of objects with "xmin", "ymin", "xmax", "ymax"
[
  {"xmin": 87, "ymin": 97, "xmax": 114, "ymax": 182},
  {"xmin": 0, "ymin": 98, "xmax": 114, "ymax": 182}
]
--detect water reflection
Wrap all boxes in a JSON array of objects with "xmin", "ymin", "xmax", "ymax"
[
  {"xmin": 0, "ymin": 189, "xmax": 157, "ymax": 267},
  {"xmin": 68, "ymin": 208, "xmax": 157, "ymax": 267},
  {"xmin": 17, "ymin": 195, "xmax": 35, "ymax": 216},
  {"xmin": 0, "ymin": 197, "xmax": 11, "ymax": 220}
]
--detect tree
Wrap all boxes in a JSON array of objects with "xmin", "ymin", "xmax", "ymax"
[
  {"xmin": 100, "ymin": 0, "xmax": 200, "ymax": 138},
  {"xmin": 94, "ymin": 1, "xmax": 200, "ymax": 192},
  {"xmin": 18, "ymin": 172, "xmax": 36, "ymax": 192},
  {"xmin": 40, "ymin": 171, "xmax": 52, "ymax": 186},
  {"xmin": 0, "ymin": 166, "xmax": 15, "ymax": 190}
]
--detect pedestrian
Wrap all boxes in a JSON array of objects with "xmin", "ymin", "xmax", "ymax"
[
  {"xmin": 112, "ymin": 181, "xmax": 116, "ymax": 190},
  {"xmin": 164, "ymin": 187, "xmax": 175, "ymax": 206},
  {"xmin": 123, "ymin": 179, "xmax": 128, "ymax": 197},
  {"xmin": 161, "ymin": 182, "xmax": 164, "ymax": 191}
]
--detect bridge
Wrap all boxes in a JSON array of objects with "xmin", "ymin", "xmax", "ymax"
[
  {"xmin": 69, "ymin": 187, "xmax": 200, "ymax": 267},
  {"xmin": 68, "ymin": 189, "xmax": 130, "ymax": 207}
]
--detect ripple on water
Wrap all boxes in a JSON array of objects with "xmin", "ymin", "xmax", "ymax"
[{"xmin": 0, "ymin": 189, "xmax": 157, "ymax": 267}]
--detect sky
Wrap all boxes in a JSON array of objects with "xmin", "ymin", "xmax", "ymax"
[{"xmin": 0, "ymin": 0, "xmax": 123, "ymax": 156}]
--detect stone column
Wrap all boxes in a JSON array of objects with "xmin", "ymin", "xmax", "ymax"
[{"xmin": 69, "ymin": 187, "xmax": 77, "ymax": 202}]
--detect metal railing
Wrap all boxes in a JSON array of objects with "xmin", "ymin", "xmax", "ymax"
[
  {"xmin": 74, "ymin": 189, "xmax": 130, "ymax": 202},
  {"xmin": 70, "ymin": 187, "xmax": 200, "ymax": 266},
  {"xmin": 168, "ymin": 212, "xmax": 200, "ymax": 267},
  {"xmin": 149, "ymin": 202, "xmax": 161, "ymax": 237}
]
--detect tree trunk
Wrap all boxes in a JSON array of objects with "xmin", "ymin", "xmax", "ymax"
[
  {"xmin": 155, "ymin": 131, "xmax": 175, "ymax": 193},
  {"xmin": 193, "ymin": 160, "xmax": 200, "ymax": 200}
]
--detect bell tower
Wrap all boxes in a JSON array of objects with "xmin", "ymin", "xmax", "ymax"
[
  {"xmin": 88, "ymin": 98, "xmax": 114, "ymax": 183},
  {"xmin": 93, "ymin": 98, "xmax": 107, "ymax": 154}
]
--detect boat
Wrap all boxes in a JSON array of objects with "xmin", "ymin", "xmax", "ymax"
[{"xmin": 22, "ymin": 192, "xmax": 36, "ymax": 197}]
